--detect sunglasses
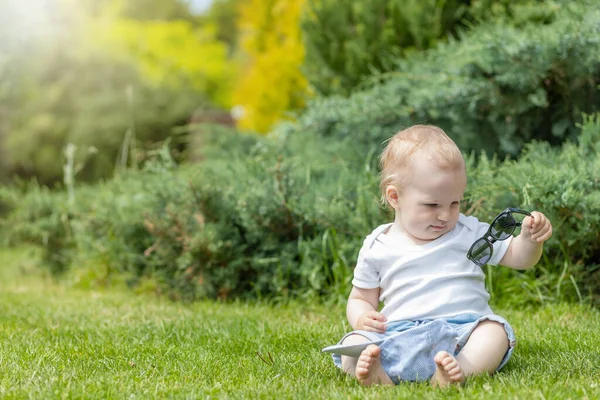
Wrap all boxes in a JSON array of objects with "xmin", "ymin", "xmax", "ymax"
[{"xmin": 467, "ymin": 207, "xmax": 531, "ymax": 267}]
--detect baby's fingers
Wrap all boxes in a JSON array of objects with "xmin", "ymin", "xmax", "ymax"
[
  {"xmin": 527, "ymin": 212, "xmax": 546, "ymax": 231},
  {"xmin": 363, "ymin": 315, "xmax": 387, "ymax": 333},
  {"xmin": 531, "ymin": 222, "xmax": 552, "ymax": 242},
  {"xmin": 369, "ymin": 312, "xmax": 387, "ymax": 323},
  {"xmin": 528, "ymin": 212, "xmax": 552, "ymax": 242}
]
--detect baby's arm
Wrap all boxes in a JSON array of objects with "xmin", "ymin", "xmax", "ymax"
[
  {"xmin": 346, "ymin": 286, "xmax": 387, "ymax": 333},
  {"xmin": 499, "ymin": 211, "xmax": 553, "ymax": 270}
]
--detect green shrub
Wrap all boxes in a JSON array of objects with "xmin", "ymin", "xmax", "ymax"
[
  {"xmin": 295, "ymin": 1, "xmax": 600, "ymax": 157},
  {"xmin": 300, "ymin": 0, "xmax": 470, "ymax": 97},
  {"xmin": 192, "ymin": 130, "xmax": 386, "ymax": 300},
  {"xmin": 300, "ymin": 0, "xmax": 559, "ymax": 97},
  {"xmin": 2, "ymin": 115, "xmax": 600, "ymax": 307},
  {"xmin": 464, "ymin": 113, "xmax": 600, "ymax": 305},
  {"xmin": 0, "ymin": 182, "xmax": 73, "ymax": 274}
]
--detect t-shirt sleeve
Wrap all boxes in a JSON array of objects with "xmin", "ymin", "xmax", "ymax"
[{"xmin": 351, "ymin": 237, "xmax": 380, "ymax": 289}]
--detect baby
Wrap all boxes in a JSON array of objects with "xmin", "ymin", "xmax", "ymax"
[{"xmin": 332, "ymin": 125, "xmax": 552, "ymax": 387}]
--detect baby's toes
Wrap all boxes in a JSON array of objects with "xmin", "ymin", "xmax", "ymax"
[
  {"xmin": 434, "ymin": 351, "xmax": 449, "ymax": 364},
  {"xmin": 447, "ymin": 365, "xmax": 461, "ymax": 376},
  {"xmin": 357, "ymin": 355, "xmax": 371, "ymax": 369},
  {"xmin": 443, "ymin": 358, "xmax": 457, "ymax": 371}
]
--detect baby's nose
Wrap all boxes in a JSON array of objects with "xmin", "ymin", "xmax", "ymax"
[{"xmin": 438, "ymin": 210, "xmax": 450, "ymax": 221}]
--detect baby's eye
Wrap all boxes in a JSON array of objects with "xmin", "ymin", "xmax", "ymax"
[{"xmin": 423, "ymin": 203, "xmax": 438, "ymax": 207}]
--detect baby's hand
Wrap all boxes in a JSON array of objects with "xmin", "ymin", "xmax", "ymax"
[
  {"xmin": 521, "ymin": 211, "xmax": 553, "ymax": 243},
  {"xmin": 356, "ymin": 310, "xmax": 387, "ymax": 333}
]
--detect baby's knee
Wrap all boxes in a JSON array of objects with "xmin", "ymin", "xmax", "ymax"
[
  {"xmin": 479, "ymin": 320, "xmax": 506, "ymax": 331},
  {"xmin": 477, "ymin": 320, "xmax": 509, "ymax": 344}
]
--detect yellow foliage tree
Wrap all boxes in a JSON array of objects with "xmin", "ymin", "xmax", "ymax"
[
  {"xmin": 233, "ymin": 0, "xmax": 310, "ymax": 133},
  {"xmin": 85, "ymin": 6, "xmax": 236, "ymax": 108}
]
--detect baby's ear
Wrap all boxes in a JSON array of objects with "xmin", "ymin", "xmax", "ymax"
[{"xmin": 386, "ymin": 185, "xmax": 400, "ymax": 208}]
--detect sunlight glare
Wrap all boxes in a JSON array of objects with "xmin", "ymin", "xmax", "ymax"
[{"xmin": 1, "ymin": 0, "xmax": 60, "ymax": 41}]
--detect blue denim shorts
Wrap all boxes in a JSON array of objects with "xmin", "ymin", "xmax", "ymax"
[{"xmin": 332, "ymin": 313, "xmax": 516, "ymax": 383}]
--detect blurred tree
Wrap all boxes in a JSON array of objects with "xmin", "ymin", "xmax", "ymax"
[
  {"xmin": 232, "ymin": 0, "xmax": 310, "ymax": 133},
  {"xmin": 0, "ymin": 0, "xmax": 236, "ymax": 184},
  {"xmin": 3, "ymin": 40, "xmax": 208, "ymax": 183},
  {"xmin": 0, "ymin": 0, "xmax": 74, "ymax": 183},
  {"xmin": 90, "ymin": 18, "xmax": 236, "ymax": 108},
  {"xmin": 79, "ymin": 0, "xmax": 199, "ymax": 22},
  {"xmin": 199, "ymin": 0, "xmax": 240, "ymax": 53}
]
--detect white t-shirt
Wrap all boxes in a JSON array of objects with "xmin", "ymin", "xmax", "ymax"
[{"xmin": 352, "ymin": 214, "xmax": 512, "ymax": 322}]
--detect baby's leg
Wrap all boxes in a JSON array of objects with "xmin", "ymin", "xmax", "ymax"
[
  {"xmin": 340, "ymin": 335, "xmax": 393, "ymax": 386},
  {"xmin": 431, "ymin": 320, "xmax": 509, "ymax": 387},
  {"xmin": 455, "ymin": 320, "xmax": 510, "ymax": 376}
]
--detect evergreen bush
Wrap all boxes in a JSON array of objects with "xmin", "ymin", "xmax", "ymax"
[
  {"xmin": 2, "ymin": 114, "xmax": 599, "ymax": 306},
  {"xmin": 300, "ymin": 0, "xmax": 556, "ymax": 97},
  {"xmin": 0, "ymin": 182, "xmax": 73, "ymax": 274},
  {"xmin": 464, "ymin": 113, "xmax": 600, "ymax": 304},
  {"xmin": 300, "ymin": 0, "xmax": 469, "ymax": 96},
  {"xmin": 295, "ymin": 1, "xmax": 600, "ymax": 157},
  {"xmin": 3, "ymin": 1, "xmax": 600, "ymax": 305}
]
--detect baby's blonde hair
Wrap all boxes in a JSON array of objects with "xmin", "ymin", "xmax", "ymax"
[{"xmin": 379, "ymin": 125, "xmax": 465, "ymax": 207}]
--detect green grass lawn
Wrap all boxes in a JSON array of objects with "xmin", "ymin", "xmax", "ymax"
[{"xmin": 1, "ymin": 247, "xmax": 600, "ymax": 399}]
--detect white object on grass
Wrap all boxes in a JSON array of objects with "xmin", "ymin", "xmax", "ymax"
[{"xmin": 321, "ymin": 339, "xmax": 384, "ymax": 357}]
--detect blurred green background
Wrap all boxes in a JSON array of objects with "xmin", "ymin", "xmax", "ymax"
[
  {"xmin": 1, "ymin": 0, "xmax": 240, "ymax": 184},
  {"xmin": 3, "ymin": 0, "xmax": 569, "ymax": 186},
  {"xmin": 1, "ymin": 0, "xmax": 599, "ymax": 305}
]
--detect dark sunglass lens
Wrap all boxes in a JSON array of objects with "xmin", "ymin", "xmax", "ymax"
[
  {"xmin": 491, "ymin": 214, "xmax": 514, "ymax": 240},
  {"xmin": 469, "ymin": 238, "xmax": 492, "ymax": 265}
]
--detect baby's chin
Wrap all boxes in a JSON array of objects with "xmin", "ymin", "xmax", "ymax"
[
  {"xmin": 410, "ymin": 232, "xmax": 445, "ymax": 245},
  {"xmin": 404, "ymin": 224, "xmax": 455, "ymax": 244},
  {"xmin": 422, "ymin": 226, "xmax": 454, "ymax": 240}
]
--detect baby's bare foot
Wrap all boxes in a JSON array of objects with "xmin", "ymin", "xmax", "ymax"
[
  {"xmin": 431, "ymin": 351, "xmax": 465, "ymax": 387},
  {"xmin": 355, "ymin": 345, "xmax": 393, "ymax": 386}
]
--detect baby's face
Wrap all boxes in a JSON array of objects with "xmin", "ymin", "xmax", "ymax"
[{"xmin": 393, "ymin": 158, "xmax": 466, "ymax": 244}]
